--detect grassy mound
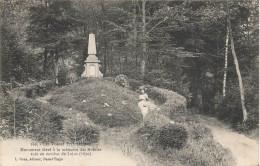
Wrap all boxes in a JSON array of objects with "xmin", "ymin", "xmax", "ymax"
[{"xmin": 50, "ymin": 78, "xmax": 142, "ymax": 127}]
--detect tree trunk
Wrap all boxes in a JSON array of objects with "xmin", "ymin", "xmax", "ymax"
[
  {"xmin": 101, "ymin": 1, "xmax": 107, "ymax": 76},
  {"xmin": 43, "ymin": 0, "xmax": 48, "ymax": 77},
  {"xmin": 110, "ymin": 48, "xmax": 113, "ymax": 75},
  {"xmin": 43, "ymin": 48, "xmax": 48, "ymax": 76},
  {"xmin": 246, "ymin": 20, "xmax": 253, "ymax": 59},
  {"xmin": 228, "ymin": 17, "xmax": 248, "ymax": 121},
  {"xmin": 13, "ymin": 98, "xmax": 16, "ymax": 137},
  {"xmin": 119, "ymin": 51, "xmax": 121, "ymax": 74},
  {"xmin": 53, "ymin": 60, "xmax": 56, "ymax": 84},
  {"xmin": 133, "ymin": 7, "xmax": 138, "ymax": 68},
  {"xmin": 141, "ymin": 0, "xmax": 146, "ymax": 76},
  {"xmin": 104, "ymin": 43, "xmax": 107, "ymax": 76},
  {"xmin": 223, "ymin": 18, "xmax": 229, "ymax": 97}
]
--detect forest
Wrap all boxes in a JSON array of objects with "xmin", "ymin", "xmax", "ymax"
[{"xmin": 0, "ymin": 0, "xmax": 259, "ymax": 135}]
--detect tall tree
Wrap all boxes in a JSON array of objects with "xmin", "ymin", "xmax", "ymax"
[
  {"xmin": 27, "ymin": 0, "xmax": 78, "ymax": 79},
  {"xmin": 223, "ymin": 17, "xmax": 229, "ymax": 97},
  {"xmin": 227, "ymin": 15, "xmax": 248, "ymax": 121}
]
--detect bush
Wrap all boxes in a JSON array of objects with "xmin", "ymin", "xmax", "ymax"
[
  {"xmin": 145, "ymin": 87, "xmax": 166, "ymax": 105},
  {"xmin": 216, "ymin": 92, "xmax": 243, "ymax": 128},
  {"xmin": 157, "ymin": 124, "xmax": 188, "ymax": 149},
  {"xmin": 143, "ymin": 71, "xmax": 191, "ymax": 103},
  {"xmin": 216, "ymin": 81, "xmax": 259, "ymax": 132},
  {"xmin": 143, "ymin": 70, "xmax": 164, "ymax": 83},
  {"xmin": 29, "ymin": 105, "xmax": 64, "ymax": 142},
  {"xmin": 115, "ymin": 74, "xmax": 129, "ymax": 89},
  {"xmin": 136, "ymin": 122, "xmax": 188, "ymax": 150},
  {"xmin": 104, "ymin": 77, "xmax": 115, "ymax": 82},
  {"xmin": 63, "ymin": 115, "xmax": 99, "ymax": 145},
  {"xmin": 237, "ymin": 108, "xmax": 259, "ymax": 132},
  {"xmin": 189, "ymin": 123, "xmax": 212, "ymax": 140},
  {"xmin": 57, "ymin": 67, "xmax": 68, "ymax": 86},
  {"xmin": 129, "ymin": 79, "xmax": 143, "ymax": 91},
  {"xmin": 18, "ymin": 80, "xmax": 55, "ymax": 98}
]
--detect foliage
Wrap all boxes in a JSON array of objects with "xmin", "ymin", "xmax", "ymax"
[
  {"xmin": 0, "ymin": 95, "xmax": 64, "ymax": 142},
  {"xmin": 216, "ymin": 92, "xmax": 243, "ymax": 127},
  {"xmin": 157, "ymin": 124, "xmax": 188, "ymax": 149},
  {"xmin": 20, "ymin": 80, "xmax": 55, "ymax": 98},
  {"xmin": 62, "ymin": 115, "xmax": 99, "ymax": 145},
  {"xmin": 57, "ymin": 67, "xmax": 68, "ymax": 86},
  {"xmin": 188, "ymin": 123, "xmax": 212, "ymax": 141},
  {"xmin": 145, "ymin": 87, "xmax": 167, "ymax": 105},
  {"xmin": 237, "ymin": 109, "xmax": 259, "ymax": 132},
  {"xmin": 144, "ymin": 71, "xmax": 191, "ymax": 103},
  {"xmin": 215, "ymin": 79, "xmax": 259, "ymax": 132},
  {"xmin": 133, "ymin": 87, "xmax": 234, "ymax": 166},
  {"xmin": 128, "ymin": 79, "xmax": 143, "ymax": 91},
  {"xmin": 115, "ymin": 74, "xmax": 129, "ymax": 89}
]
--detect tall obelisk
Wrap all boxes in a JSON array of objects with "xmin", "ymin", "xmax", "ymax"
[{"xmin": 81, "ymin": 33, "xmax": 103, "ymax": 78}]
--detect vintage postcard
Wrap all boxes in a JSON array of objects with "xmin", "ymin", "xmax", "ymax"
[{"xmin": 0, "ymin": 0, "xmax": 259, "ymax": 166}]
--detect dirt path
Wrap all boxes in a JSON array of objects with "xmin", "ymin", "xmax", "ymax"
[{"xmin": 199, "ymin": 115, "xmax": 259, "ymax": 166}]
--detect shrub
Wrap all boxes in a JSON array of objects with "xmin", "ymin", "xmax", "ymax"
[
  {"xmin": 57, "ymin": 67, "xmax": 68, "ymax": 86},
  {"xmin": 129, "ymin": 79, "xmax": 143, "ymax": 91},
  {"xmin": 143, "ymin": 71, "xmax": 191, "ymax": 103},
  {"xmin": 29, "ymin": 106, "xmax": 64, "ymax": 142},
  {"xmin": 237, "ymin": 108, "xmax": 259, "ymax": 132},
  {"xmin": 145, "ymin": 87, "xmax": 166, "ymax": 105},
  {"xmin": 63, "ymin": 115, "xmax": 99, "ymax": 145},
  {"xmin": 157, "ymin": 124, "xmax": 188, "ymax": 149},
  {"xmin": 115, "ymin": 74, "xmax": 129, "ymax": 89},
  {"xmin": 216, "ymin": 92, "xmax": 243, "ymax": 128},
  {"xmin": 20, "ymin": 80, "xmax": 55, "ymax": 98},
  {"xmin": 104, "ymin": 77, "xmax": 115, "ymax": 82},
  {"xmin": 189, "ymin": 123, "xmax": 212, "ymax": 140},
  {"xmin": 143, "ymin": 70, "xmax": 164, "ymax": 84}
]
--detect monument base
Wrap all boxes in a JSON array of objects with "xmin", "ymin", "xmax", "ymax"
[{"xmin": 81, "ymin": 63, "xmax": 103, "ymax": 78}]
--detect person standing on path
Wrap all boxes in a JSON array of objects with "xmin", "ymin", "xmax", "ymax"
[{"xmin": 138, "ymin": 87, "xmax": 149, "ymax": 121}]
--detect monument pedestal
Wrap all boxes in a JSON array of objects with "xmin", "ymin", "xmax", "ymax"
[
  {"xmin": 81, "ymin": 55, "xmax": 103, "ymax": 77},
  {"xmin": 81, "ymin": 33, "xmax": 103, "ymax": 78}
]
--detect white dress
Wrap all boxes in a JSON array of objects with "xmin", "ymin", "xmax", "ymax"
[{"xmin": 138, "ymin": 93, "xmax": 149, "ymax": 118}]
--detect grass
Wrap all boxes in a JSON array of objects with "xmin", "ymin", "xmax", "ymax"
[
  {"xmin": 1, "ymin": 89, "xmax": 100, "ymax": 144},
  {"xmin": 50, "ymin": 78, "xmax": 142, "ymax": 127},
  {"xmin": 0, "ymin": 95, "xmax": 64, "ymax": 142},
  {"xmin": 2, "ymin": 78, "xmax": 236, "ymax": 166},
  {"xmin": 49, "ymin": 78, "xmax": 235, "ymax": 165},
  {"xmin": 131, "ymin": 85, "xmax": 235, "ymax": 166}
]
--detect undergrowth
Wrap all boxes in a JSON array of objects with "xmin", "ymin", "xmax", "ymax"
[{"xmin": 0, "ymin": 95, "xmax": 64, "ymax": 142}]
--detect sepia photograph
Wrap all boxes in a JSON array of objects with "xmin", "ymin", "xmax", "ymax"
[{"xmin": 0, "ymin": 0, "xmax": 259, "ymax": 166}]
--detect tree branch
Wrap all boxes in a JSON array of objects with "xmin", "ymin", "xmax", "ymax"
[
  {"xmin": 104, "ymin": 21, "xmax": 126, "ymax": 33},
  {"xmin": 145, "ymin": 17, "xmax": 168, "ymax": 36}
]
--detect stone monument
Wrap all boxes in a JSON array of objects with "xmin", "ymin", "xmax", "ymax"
[{"xmin": 81, "ymin": 33, "xmax": 103, "ymax": 78}]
